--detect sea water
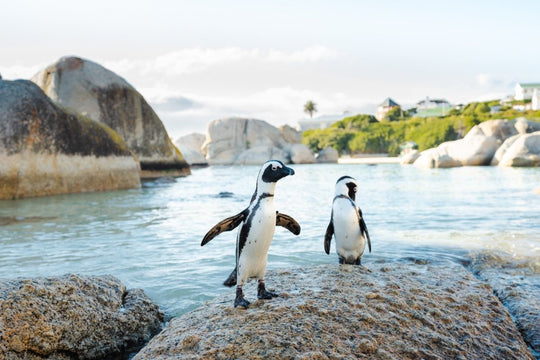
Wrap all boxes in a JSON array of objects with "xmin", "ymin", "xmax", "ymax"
[{"xmin": 1, "ymin": 164, "xmax": 539, "ymax": 317}]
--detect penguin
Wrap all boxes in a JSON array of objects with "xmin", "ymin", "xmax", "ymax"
[
  {"xmin": 324, "ymin": 175, "xmax": 371, "ymax": 265},
  {"xmin": 201, "ymin": 160, "xmax": 301, "ymax": 308}
]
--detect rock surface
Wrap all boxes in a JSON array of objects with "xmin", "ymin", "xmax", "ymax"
[
  {"xmin": 491, "ymin": 131, "xmax": 540, "ymax": 167},
  {"xmin": 174, "ymin": 133, "xmax": 208, "ymax": 166},
  {"xmin": 469, "ymin": 251, "xmax": 540, "ymax": 358},
  {"xmin": 31, "ymin": 56, "xmax": 190, "ymax": 178},
  {"xmin": 316, "ymin": 146, "xmax": 339, "ymax": 163},
  {"xmin": 412, "ymin": 119, "xmax": 540, "ymax": 168},
  {"xmin": 134, "ymin": 263, "xmax": 534, "ymax": 360},
  {"xmin": 0, "ymin": 79, "xmax": 140, "ymax": 200},
  {"xmin": 0, "ymin": 274, "xmax": 163, "ymax": 360},
  {"xmin": 201, "ymin": 117, "xmax": 312, "ymax": 165},
  {"xmin": 289, "ymin": 143, "xmax": 316, "ymax": 164}
]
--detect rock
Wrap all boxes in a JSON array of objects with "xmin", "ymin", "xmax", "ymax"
[
  {"xmin": 492, "ymin": 132, "xmax": 540, "ymax": 167},
  {"xmin": 174, "ymin": 133, "xmax": 208, "ymax": 166},
  {"xmin": 0, "ymin": 274, "xmax": 163, "ymax": 360},
  {"xmin": 316, "ymin": 146, "xmax": 339, "ymax": 163},
  {"xmin": 279, "ymin": 124, "xmax": 303, "ymax": 144},
  {"xmin": 478, "ymin": 119, "xmax": 518, "ymax": 142},
  {"xmin": 0, "ymin": 79, "xmax": 140, "ymax": 200},
  {"xmin": 400, "ymin": 149, "xmax": 420, "ymax": 164},
  {"xmin": 202, "ymin": 117, "xmax": 295, "ymax": 165},
  {"xmin": 31, "ymin": 56, "xmax": 190, "ymax": 178},
  {"xmin": 514, "ymin": 117, "xmax": 540, "ymax": 134},
  {"xmin": 134, "ymin": 263, "xmax": 534, "ymax": 360},
  {"xmin": 414, "ymin": 126, "xmax": 499, "ymax": 168},
  {"xmin": 289, "ymin": 143, "xmax": 316, "ymax": 164},
  {"xmin": 469, "ymin": 251, "xmax": 540, "ymax": 358}
]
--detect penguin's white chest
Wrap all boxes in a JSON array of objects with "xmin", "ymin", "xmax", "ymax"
[
  {"xmin": 237, "ymin": 199, "xmax": 276, "ymax": 280},
  {"xmin": 332, "ymin": 199, "xmax": 365, "ymax": 259}
]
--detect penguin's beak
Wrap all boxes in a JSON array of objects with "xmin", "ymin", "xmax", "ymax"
[{"xmin": 283, "ymin": 166, "xmax": 295, "ymax": 176}]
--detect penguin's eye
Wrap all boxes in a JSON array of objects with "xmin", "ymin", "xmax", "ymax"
[
  {"xmin": 271, "ymin": 165, "xmax": 278, "ymax": 171},
  {"xmin": 354, "ymin": 187, "xmax": 358, "ymax": 192}
]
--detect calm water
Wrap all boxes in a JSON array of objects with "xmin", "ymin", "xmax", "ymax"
[{"xmin": 1, "ymin": 164, "xmax": 539, "ymax": 317}]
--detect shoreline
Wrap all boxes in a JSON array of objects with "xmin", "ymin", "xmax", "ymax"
[{"xmin": 338, "ymin": 155, "xmax": 400, "ymax": 164}]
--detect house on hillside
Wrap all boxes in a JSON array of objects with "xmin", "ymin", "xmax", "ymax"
[
  {"xmin": 514, "ymin": 82, "xmax": 540, "ymax": 101},
  {"xmin": 414, "ymin": 97, "xmax": 452, "ymax": 117},
  {"xmin": 375, "ymin": 97, "xmax": 400, "ymax": 121}
]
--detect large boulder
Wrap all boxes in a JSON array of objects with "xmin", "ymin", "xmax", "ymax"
[
  {"xmin": 0, "ymin": 274, "xmax": 163, "ymax": 360},
  {"xmin": 202, "ymin": 117, "xmax": 312, "ymax": 165},
  {"xmin": 414, "ymin": 125, "xmax": 500, "ymax": 168},
  {"xmin": 134, "ymin": 263, "xmax": 534, "ymax": 360},
  {"xmin": 31, "ymin": 56, "xmax": 190, "ymax": 178},
  {"xmin": 491, "ymin": 131, "xmax": 540, "ymax": 167},
  {"xmin": 316, "ymin": 146, "xmax": 339, "ymax": 163},
  {"xmin": 0, "ymin": 79, "xmax": 140, "ymax": 200},
  {"xmin": 279, "ymin": 124, "xmax": 303, "ymax": 144},
  {"xmin": 174, "ymin": 133, "xmax": 208, "ymax": 166},
  {"xmin": 289, "ymin": 143, "xmax": 316, "ymax": 164}
]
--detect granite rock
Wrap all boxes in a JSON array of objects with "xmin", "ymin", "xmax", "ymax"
[
  {"xmin": 202, "ymin": 117, "xmax": 311, "ymax": 165},
  {"xmin": 134, "ymin": 263, "xmax": 534, "ymax": 360},
  {"xmin": 174, "ymin": 133, "xmax": 208, "ymax": 166},
  {"xmin": 31, "ymin": 56, "xmax": 190, "ymax": 178},
  {"xmin": 491, "ymin": 131, "xmax": 540, "ymax": 167},
  {"xmin": 0, "ymin": 79, "xmax": 140, "ymax": 200},
  {"xmin": 469, "ymin": 250, "xmax": 540, "ymax": 358},
  {"xmin": 0, "ymin": 274, "xmax": 163, "ymax": 360},
  {"xmin": 316, "ymin": 146, "xmax": 339, "ymax": 163}
]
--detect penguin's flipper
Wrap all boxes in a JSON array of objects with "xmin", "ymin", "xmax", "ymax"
[
  {"xmin": 324, "ymin": 221, "xmax": 334, "ymax": 255},
  {"xmin": 358, "ymin": 208, "xmax": 371, "ymax": 253},
  {"xmin": 201, "ymin": 209, "xmax": 248, "ymax": 246},
  {"xmin": 276, "ymin": 212, "xmax": 301, "ymax": 235}
]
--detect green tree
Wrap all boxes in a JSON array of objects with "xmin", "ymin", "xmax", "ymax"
[{"xmin": 304, "ymin": 100, "xmax": 317, "ymax": 118}]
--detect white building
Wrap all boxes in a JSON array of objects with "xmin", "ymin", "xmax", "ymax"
[
  {"xmin": 414, "ymin": 97, "xmax": 452, "ymax": 117},
  {"xmin": 375, "ymin": 98, "xmax": 400, "ymax": 121},
  {"xmin": 533, "ymin": 88, "xmax": 540, "ymax": 111},
  {"xmin": 297, "ymin": 111, "xmax": 351, "ymax": 131},
  {"xmin": 514, "ymin": 83, "xmax": 540, "ymax": 101}
]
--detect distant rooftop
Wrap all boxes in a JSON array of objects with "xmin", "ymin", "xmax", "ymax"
[
  {"xmin": 518, "ymin": 83, "xmax": 540, "ymax": 88},
  {"xmin": 379, "ymin": 97, "xmax": 400, "ymax": 107}
]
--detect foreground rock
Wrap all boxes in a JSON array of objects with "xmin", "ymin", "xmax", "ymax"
[
  {"xmin": 134, "ymin": 263, "xmax": 533, "ymax": 360},
  {"xmin": 201, "ymin": 117, "xmax": 315, "ymax": 165},
  {"xmin": 470, "ymin": 251, "xmax": 540, "ymax": 358},
  {"xmin": 0, "ymin": 274, "xmax": 163, "ymax": 359},
  {"xmin": 32, "ymin": 56, "xmax": 190, "ymax": 178},
  {"xmin": 0, "ymin": 79, "xmax": 140, "ymax": 200}
]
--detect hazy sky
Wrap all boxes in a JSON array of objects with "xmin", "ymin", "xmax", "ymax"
[{"xmin": 2, "ymin": 0, "xmax": 540, "ymax": 138}]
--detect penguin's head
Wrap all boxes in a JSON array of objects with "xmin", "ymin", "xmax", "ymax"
[
  {"xmin": 335, "ymin": 175, "xmax": 357, "ymax": 201},
  {"xmin": 260, "ymin": 160, "xmax": 295, "ymax": 184}
]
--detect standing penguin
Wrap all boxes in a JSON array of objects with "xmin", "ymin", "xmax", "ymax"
[
  {"xmin": 201, "ymin": 160, "xmax": 301, "ymax": 308},
  {"xmin": 324, "ymin": 175, "xmax": 371, "ymax": 265}
]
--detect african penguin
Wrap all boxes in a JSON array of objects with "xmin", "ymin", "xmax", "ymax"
[
  {"xmin": 201, "ymin": 160, "xmax": 301, "ymax": 308},
  {"xmin": 324, "ymin": 175, "xmax": 371, "ymax": 265}
]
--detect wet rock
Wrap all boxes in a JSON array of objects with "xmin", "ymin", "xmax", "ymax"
[
  {"xmin": 202, "ymin": 117, "xmax": 310, "ymax": 165},
  {"xmin": 399, "ymin": 149, "xmax": 421, "ymax": 164},
  {"xmin": 0, "ymin": 79, "xmax": 140, "ymax": 200},
  {"xmin": 0, "ymin": 274, "xmax": 163, "ymax": 360},
  {"xmin": 134, "ymin": 263, "xmax": 534, "ymax": 360},
  {"xmin": 31, "ymin": 56, "xmax": 190, "ymax": 178},
  {"xmin": 316, "ymin": 146, "xmax": 339, "ymax": 163},
  {"xmin": 174, "ymin": 133, "xmax": 208, "ymax": 166},
  {"xmin": 469, "ymin": 250, "xmax": 540, "ymax": 358},
  {"xmin": 491, "ymin": 131, "xmax": 540, "ymax": 167}
]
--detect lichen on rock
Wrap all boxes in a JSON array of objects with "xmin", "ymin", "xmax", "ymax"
[
  {"xmin": 134, "ymin": 262, "xmax": 534, "ymax": 359},
  {"xmin": 0, "ymin": 274, "xmax": 164, "ymax": 360}
]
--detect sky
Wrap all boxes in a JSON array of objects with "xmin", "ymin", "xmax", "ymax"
[{"xmin": 2, "ymin": 0, "xmax": 540, "ymax": 139}]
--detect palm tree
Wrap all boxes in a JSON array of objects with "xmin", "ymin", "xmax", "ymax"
[{"xmin": 304, "ymin": 100, "xmax": 317, "ymax": 118}]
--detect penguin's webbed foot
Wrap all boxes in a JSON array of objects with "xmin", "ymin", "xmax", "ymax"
[
  {"xmin": 234, "ymin": 286, "xmax": 250, "ymax": 309},
  {"xmin": 257, "ymin": 280, "xmax": 278, "ymax": 300}
]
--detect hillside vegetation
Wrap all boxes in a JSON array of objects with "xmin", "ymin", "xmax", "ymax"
[{"xmin": 302, "ymin": 102, "xmax": 540, "ymax": 156}]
